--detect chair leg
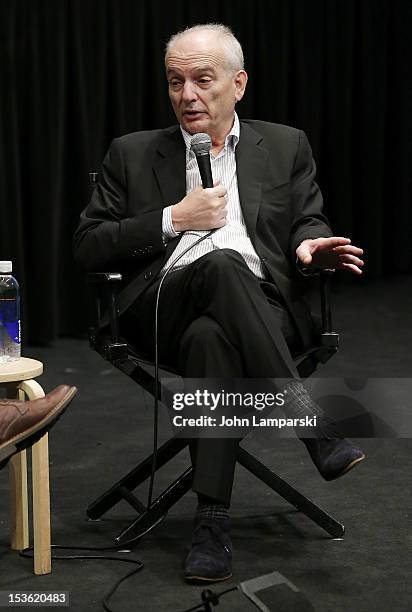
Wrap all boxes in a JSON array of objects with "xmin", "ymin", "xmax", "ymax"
[
  {"xmin": 9, "ymin": 451, "xmax": 29, "ymax": 549},
  {"xmin": 236, "ymin": 447, "xmax": 345, "ymax": 538},
  {"xmin": 87, "ymin": 437, "xmax": 188, "ymax": 519},
  {"xmin": 115, "ymin": 467, "xmax": 193, "ymax": 547},
  {"xmin": 19, "ymin": 380, "xmax": 52, "ymax": 575},
  {"xmin": 7, "ymin": 385, "xmax": 29, "ymax": 551},
  {"xmin": 9, "ymin": 460, "xmax": 29, "ymax": 551}
]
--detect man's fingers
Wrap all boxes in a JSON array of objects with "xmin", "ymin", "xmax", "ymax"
[
  {"xmin": 332, "ymin": 245, "xmax": 364, "ymax": 256},
  {"xmin": 341, "ymin": 262, "xmax": 363, "ymax": 275},
  {"xmin": 339, "ymin": 254, "xmax": 364, "ymax": 267},
  {"xmin": 298, "ymin": 251, "xmax": 312, "ymax": 265},
  {"xmin": 315, "ymin": 236, "xmax": 351, "ymax": 248},
  {"xmin": 296, "ymin": 242, "xmax": 312, "ymax": 264},
  {"xmin": 209, "ymin": 184, "xmax": 227, "ymax": 197},
  {"xmin": 298, "ymin": 237, "xmax": 365, "ymax": 274},
  {"xmin": 215, "ymin": 218, "xmax": 227, "ymax": 228}
]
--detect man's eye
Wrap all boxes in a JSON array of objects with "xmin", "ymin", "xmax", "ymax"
[
  {"xmin": 170, "ymin": 80, "xmax": 181, "ymax": 88},
  {"xmin": 198, "ymin": 79, "xmax": 211, "ymax": 84}
]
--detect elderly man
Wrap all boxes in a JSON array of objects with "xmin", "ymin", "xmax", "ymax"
[{"xmin": 74, "ymin": 24, "xmax": 365, "ymax": 582}]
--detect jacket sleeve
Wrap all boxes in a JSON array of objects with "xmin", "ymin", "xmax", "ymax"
[
  {"xmin": 73, "ymin": 138, "xmax": 165, "ymax": 271},
  {"xmin": 289, "ymin": 130, "xmax": 333, "ymax": 262}
]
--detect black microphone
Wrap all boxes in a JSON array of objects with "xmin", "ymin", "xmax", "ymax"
[{"xmin": 191, "ymin": 133, "xmax": 213, "ymax": 188}]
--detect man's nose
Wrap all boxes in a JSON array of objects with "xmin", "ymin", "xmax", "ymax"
[{"xmin": 181, "ymin": 80, "xmax": 197, "ymax": 103}]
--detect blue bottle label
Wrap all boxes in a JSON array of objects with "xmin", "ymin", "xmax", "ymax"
[
  {"xmin": 4, "ymin": 320, "xmax": 21, "ymax": 344},
  {"xmin": 0, "ymin": 296, "xmax": 19, "ymax": 321},
  {"xmin": 0, "ymin": 295, "xmax": 20, "ymax": 345}
]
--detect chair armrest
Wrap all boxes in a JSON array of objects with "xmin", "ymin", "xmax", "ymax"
[
  {"xmin": 88, "ymin": 272, "xmax": 123, "ymax": 345},
  {"xmin": 319, "ymin": 269, "xmax": 339, "ymax": 348},
  {"xmin": 88, "ymin": 272, "xmax": 122, "ymax": 285},
  {"xmin": 86, "ymin": 173, "xmax": 128, "ymax": 360},
  {"xmin": 319, "ymin": 269, "xmax": 334, "ymax": 332}
]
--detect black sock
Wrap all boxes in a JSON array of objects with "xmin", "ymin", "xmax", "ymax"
[
  {"xmin": 284, "ymin": 381, "xmax": 341, "ymax": 440},
  {"xmin": 196, "ymin": 493, "xmax": 229, "ymax": 520}
]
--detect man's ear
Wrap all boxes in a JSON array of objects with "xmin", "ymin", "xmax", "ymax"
[{"xmin": 234, "ymin": 70, "xmax": 248, "ymax": 102}]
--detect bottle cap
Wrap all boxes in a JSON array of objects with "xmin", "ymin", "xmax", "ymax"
[{"xmin": 0, "ymin": 261, "xmax": 12, "ymax": 273}]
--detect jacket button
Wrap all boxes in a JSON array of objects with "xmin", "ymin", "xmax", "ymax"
[{"xmin": 144, "ymin": 271, "xmax": 152, "ymax": 280}]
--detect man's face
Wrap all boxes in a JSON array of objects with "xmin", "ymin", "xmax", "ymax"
[{"xmin": 165, "ymin": 32, "xmax": 247, "ymax": 142}]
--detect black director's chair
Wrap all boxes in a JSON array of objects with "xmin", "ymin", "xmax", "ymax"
[{"xmin": 85, "ymin": 173, "xmax": 343, "ymax": 547}]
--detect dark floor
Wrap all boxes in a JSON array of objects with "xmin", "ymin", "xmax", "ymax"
[{"xmin": 1, "ymin": 274, "xmax": 412, "ymax": 612}]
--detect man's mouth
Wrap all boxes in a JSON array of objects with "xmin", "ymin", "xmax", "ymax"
[{"xmin": 183, "ymin": 110, "xmax": 204, "ymax": 119}]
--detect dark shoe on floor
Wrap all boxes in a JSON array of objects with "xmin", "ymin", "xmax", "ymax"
[
  {"xmin": 0, "ymin": 385, "xmax": 77, "ymax": 469},
  {"xmin": 303, "ymin": 435, "xmax": 365, "ymax": 481},
  {"xmin": 184, "ymin": 517, "xmax": 232, "ymax": 582}
]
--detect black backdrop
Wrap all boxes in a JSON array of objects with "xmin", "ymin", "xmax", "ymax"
[{"xmin": 0, "ymin": 0, "xmax": 411, "ymax": 343}]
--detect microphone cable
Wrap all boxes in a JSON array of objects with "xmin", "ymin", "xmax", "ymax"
[
  {"xmin": 19, "ymin": 542, "xmax": 239, "ymax": 612},
  {"xmin": 17, "ymin": 514, "xmax": 165, "ymax": 612},
  {"xmin": 148, "ymin": 131, "xmax": 217, "ymax": 508},
  {"xmin": 178, "ymin": 586, "xmax": 238, "ymax": 612},
  {"xmin": 19, "ymin": 544, "xmax": 144, "ymax": 612},
  {"xmin": 148, "ymin": 228, "xmax": 217, "ymax": 508}
]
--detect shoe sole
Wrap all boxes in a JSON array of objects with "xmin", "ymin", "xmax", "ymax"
[
  {"xmin": 328, "ymin": 453, "xmax": 366, "ymax": 481},
  {"xmin": 0, "ymin": 387, "xmax": 77, "ymax": 469},
  {"xmin": 185, "ymin": 573, "xmax": 232, "ymax": 583}
]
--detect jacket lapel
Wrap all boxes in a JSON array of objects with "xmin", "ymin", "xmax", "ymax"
[
  {"xmin": 153, "ymin": 127, "xmax": 186, "ymax": 259},
  {"xmin": 153, "ymin": 126, "xmax": 187, "ymax": 211},
  {"xmin": 236, "ymin": 122, "xmax": 269, "ymax": 244}
]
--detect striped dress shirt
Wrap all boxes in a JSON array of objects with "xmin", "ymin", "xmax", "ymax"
[{"xmin": 161, "ymin": 112, "xmax": 266, "ymax": 279}]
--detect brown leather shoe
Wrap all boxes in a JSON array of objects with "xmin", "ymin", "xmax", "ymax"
[{"xmin": 0, "ymin": 385, "xmax": 77, "ymax": 469}]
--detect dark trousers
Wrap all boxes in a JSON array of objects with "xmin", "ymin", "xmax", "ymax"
[{"xmin": 121, "ymin": 249, "xmax": 300, "ymax": 506}]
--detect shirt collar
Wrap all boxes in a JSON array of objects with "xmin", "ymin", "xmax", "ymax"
[{"xmin": 180, "ymin": 112, "xmax": 240, "ymax": 157}]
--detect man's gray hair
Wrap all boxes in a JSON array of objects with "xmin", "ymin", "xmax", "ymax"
[{"xmin": 165, "ymin": 23, "xmax": 244, "ymax": 72}]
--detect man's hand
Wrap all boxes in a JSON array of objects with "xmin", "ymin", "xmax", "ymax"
[
  {"xmin": 171, "ymin": 182, "xmax": 228, "ymax": 231},
  {"xmin": 296, "ymin": 237, "xmax": 364, "ymax": 275}
]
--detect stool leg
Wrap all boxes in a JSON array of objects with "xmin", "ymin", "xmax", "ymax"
[
  {"xmin": 8, "ymin": 386, "xmax": 29, "ymax": 551},
  {"xmin": 18, "ymin": 380, "xmax": 51, "ymax": 575}
]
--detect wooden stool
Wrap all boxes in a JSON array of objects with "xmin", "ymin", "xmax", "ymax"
[{"xmin": 0, "ymin": 357, "xmax": 51, "ymax": 575}]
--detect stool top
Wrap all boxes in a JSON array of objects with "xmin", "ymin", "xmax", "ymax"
[{"xmin": 0, "ymin": 358, "xmax": 43, "ymax": 383}]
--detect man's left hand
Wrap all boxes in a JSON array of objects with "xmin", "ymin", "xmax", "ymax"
[{"xmin": 296, "ymin": 237, "xmax": 364, "ymax": 275}]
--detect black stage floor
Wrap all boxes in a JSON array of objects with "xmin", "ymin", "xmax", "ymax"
[{"xmin": 1, "ymin": 274, "xmax": 412, "ymax": 611}]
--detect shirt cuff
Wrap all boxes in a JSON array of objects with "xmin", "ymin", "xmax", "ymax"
[{"xmin": 162, "ymin": 206, "xmax": 180, "ymax": 243}]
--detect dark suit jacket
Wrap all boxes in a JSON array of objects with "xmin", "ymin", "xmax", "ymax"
[{"xmin": 73, "ymin": 119, "xmax": 333, "ymax": 349}]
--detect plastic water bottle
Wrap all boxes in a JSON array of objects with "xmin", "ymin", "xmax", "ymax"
[{"xmin": 0, "ymin": 261, "xmax": 21, "ymax": 362}]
